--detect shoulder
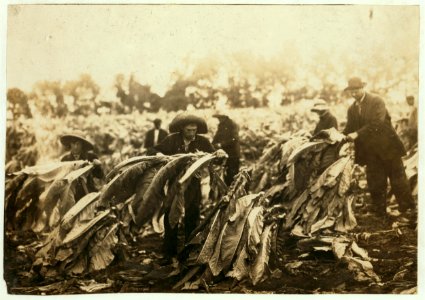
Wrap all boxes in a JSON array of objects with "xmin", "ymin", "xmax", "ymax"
[
  {"xmin": 366, "ymin": 92, "xmax": 385, "ymax": 105},
  {"xmin": 86, "ymin": 151, "xmax": 99, "ymax": 160},
  {"xmin": 163, "ymin": 132, "xmax": 180, "ymax": 141},
  {"xmin": 196, "ymin": 135, "xmax": 212, "ymax": 143}
]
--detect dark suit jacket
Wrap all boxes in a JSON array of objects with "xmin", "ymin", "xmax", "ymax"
[
  {"xmin": 212, "ymin": 117, "xmax": 241, "ymax": 158},
  {"xmin": 144, "ymin": 128, "xmax": 168, "ymax": 148},
  {"xmin": 313, "ymin": 111, "xmax": 338, "ymax": 135},
  {"xmin": 147, "ymin": 132, "xmax": 215, "ymax": 155},
  {"xmin": 343, "ymin": 92, "xmax": 406, "ymax": 165}
]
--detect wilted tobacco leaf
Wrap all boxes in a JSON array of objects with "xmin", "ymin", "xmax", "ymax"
[
  {"xmin": 249, "ymin": 224, "xmax": 273, "ymax": 285},
  {"xmin": 62, "ymin": 209, "xmax": 110, "ymax": 245},
  {"xmin": 61, "ymin": 192, "xmax": 100, "ymax": 228},
  {"xmin": 247, "ymin": 207, "xmax": 264, "ymax": 258},
  {"xmin": 101, "ymin": 159, "xmax": 163, "ymax": 206},
  {"xmin": 143, "ymin": 154, "xmax": 195, "ymax": 208},
  {"xmin": 178, "ymin": 153, "xmax": 217, "ymax": 185},
  {"xmin": 287, "ymin": 141, "xmax": 326, "ymax": 164},
  {"xmin": 89, "ymin": 223, "xmax": 119, "ymax": 271},
  {"xmin": 168, "ymin": 190, "xmax": 185, "ymax": 229},
  {"xmin": 227, "ymin": 245, "xmax": 249, "ymax": 281},
  {"xmin": 133, "ymin": 167, "xmax": 162, "ymax": 227},
  {"xmin": 15, "ymin": 160, "xmax": 86, "ymax": 182},
  {"xmin": 106, "ymin": 155, "xmax": 166, "ymax": 180},
  {"xmin": 196, "ymin": 209, "xmax": 224, "ymax": 265},
  {"xmin": 284, "ymin": 190, "xmax": 309, "ymax": 229},
  {"xmin": 217, "ymin": 195, "xmax": 258, "ymax": 274}
]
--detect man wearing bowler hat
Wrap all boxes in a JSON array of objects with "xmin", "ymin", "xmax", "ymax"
[
  {"xmin": 212, "ymin": 113, "xmax": 241, "ymax": 186},
  {"xmin": 60, "ymin": 130, "xmax": 104, "ymax": 201},
  {"xmin": 342, "ymin": 77, "xmax": 415, "ymax": 225},
  {"xmin": 147, "ymin": 112, "xmax": 226, "ymax": 264}
]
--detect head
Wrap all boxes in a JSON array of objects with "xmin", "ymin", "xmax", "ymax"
[
  {"xmin": 182, "ymin": 123, "xmax": 198, "ymax": 140},
  {"xmin": 60, "ymin": 131, "xmax": 93, "ymax": 154},
  {"xmin": 311, "ymin": 99, "xmax": 329, "ymax": 116},
  {"xmin": 153, "ymin": 118, "xmax": 162, "ymax": 129},
  {"xmin": 344, "ymin": 77, "xmax": 366, "ymax": 101},
  {"xmin": 69, "ymin": 138, "xmax": 84, "ymax": 155},
  {"xmin": 213, "ymin": 113, "xmax": 228, "ymax": 122},
  {"xmin": 406, "ymin": 95, "xmax": 415, "ymax": 106}
]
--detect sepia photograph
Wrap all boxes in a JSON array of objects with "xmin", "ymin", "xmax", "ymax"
[{"xmin": 1, "ymin": 0, "xmax": 422, "ymax": 296}]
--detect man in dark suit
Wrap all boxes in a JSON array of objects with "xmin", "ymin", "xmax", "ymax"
[
  {"xmin": 144, "ymin": 118, "xmax": 168, "ymax": 148},
  {"xmin": 343, "ymin": 77, "xmax": 415, "ymax": 224},
  {"xmin": 212, "ymin": 114, "xmax": 241, "ymax": 186},
  {"xmin": 60, "ymin": 131, "xmax": 104, "ymax": 201},
  {"xmin": 311, "ymin": 99, "xmax": 338, "ymax": 135}
]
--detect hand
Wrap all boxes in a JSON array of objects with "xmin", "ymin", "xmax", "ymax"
[
  {"xmin": 156, "ymin": 152, "xmax": 165, "ymax": 157},
  {"xmin": 215, "ymin": 149, "xmax": 228, "ymax": 159},
  {"xmin": 93, "ymin": 159, "xmax": 102, "ymax": 166},
  {"xmin": 346, "ymin": 132, "xmax": 358, "ymax": 142}
]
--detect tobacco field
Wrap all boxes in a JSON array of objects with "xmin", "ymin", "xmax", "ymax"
[{"xmin": 3, "ymin": 104, "xmax": 418, "ymax": 295}]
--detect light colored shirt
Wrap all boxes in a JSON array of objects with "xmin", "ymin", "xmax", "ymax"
[{"xmin": 153, "ymin": 129, "xmax": 160, "ymax": 146}]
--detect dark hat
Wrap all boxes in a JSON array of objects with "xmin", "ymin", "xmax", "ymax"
[
  {"xmin": 344, "ymin": 77, "xmax": 366, "ymax": 91},
  {"xmin": 60, "ymin": 130, "xmax": 94, "ymax": 150},
  {"xmin": 169, "ymin": 112, "xmax": 208, "ymax": 134},
  {"xmin": 212, "ymin": 113, "xmax": 228, "ymax": 119}
]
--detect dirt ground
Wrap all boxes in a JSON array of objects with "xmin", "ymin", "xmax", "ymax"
[{"xmin": 3, "ymin": 192, "xmax": 417, "ymax": 295}]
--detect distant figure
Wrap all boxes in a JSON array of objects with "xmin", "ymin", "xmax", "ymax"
[
  {"xmin": 60, "ymin": 131, "xmax": 104, "ymax": 201},
  {"xmin": 212, "ymin": 114, "xmax": 241, "ymax": 186},
  {"xmin": 405, "ymin": 95, "xmax": 418, "ymax": 149},
  {"xmin": 311, "ymin": 99, "xmax": 338, "ymax": 136},
  {"xmin": 144, "ymin": 118, "xmax": 168, "ymax": 148}
]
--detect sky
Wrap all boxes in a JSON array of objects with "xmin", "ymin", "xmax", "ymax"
[{"xmin": 6, "ymin": 4, "xmax": 420, "ymax": 97}]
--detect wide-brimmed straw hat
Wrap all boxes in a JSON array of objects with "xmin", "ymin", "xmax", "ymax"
[
  {"xmin": 344, "ymin": 77, "xmax": 366, "ymax": 91},
  {"xmin": 60, "ymin": 130, "xmax": 94, "ymax": 150},
  {"xmin": 169, "ymin": 112, "xmax": 208, "ymax": 134},
  {"xmin": 311, "ymin": 99, "xmax": 329, "ymax": 112}
]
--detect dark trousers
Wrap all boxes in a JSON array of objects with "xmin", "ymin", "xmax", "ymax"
[
  {"xmin": 365, "ymin": 153, "xmax": 414, "ymax": 215},
  {"xmin": 224, "ymin": 157, "xmax": 240, "ymax": 186},
  {"xmin": 163, "ymin": 178, "xmax": 202, "ymax": 257}
]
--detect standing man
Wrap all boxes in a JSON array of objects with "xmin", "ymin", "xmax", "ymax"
[
  {"xmin": 147, "ymin": 113, "xmax": 226, "ymax": 263},
  {"xmin": 144, "ymin": 118, "xmax": 168, "ymax": 148},
  {"xmin": 405, "ymin": 95, "xmax": 418, "ymax": 149},
  {"xmin": 311, "ymin": 99, "xmax": 338, "ymax": 135},
  {"xmin": 342, "ymin": 77, "xmax": 415, "ymax": 224},
  {"xmin": 60, "ymin": 130, "xmax": 104, "ymax": 201},
  {"xmin": 212, "ymin": 113, "xmax": 241, "ymax": 186}
]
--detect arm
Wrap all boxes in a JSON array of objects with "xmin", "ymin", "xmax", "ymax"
[
  {"xmin": 342, "ymin": 107, "xmax": 354, "ymax": 135},
  {"xmin": 88, "ymin": 152, "xmax": 104, "ymax": 179}
]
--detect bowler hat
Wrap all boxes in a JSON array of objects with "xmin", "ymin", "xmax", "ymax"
[
  {"xmin": 60, "ymin": 130, "xmax": 94, "ymax": 150},
  {"xmin": 344, "ymin": 77, "xmax": 366, "ymax": 91},
  {"xmin": 169, "ymin": 112, "xmax": 208, "ymax": 134}
]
